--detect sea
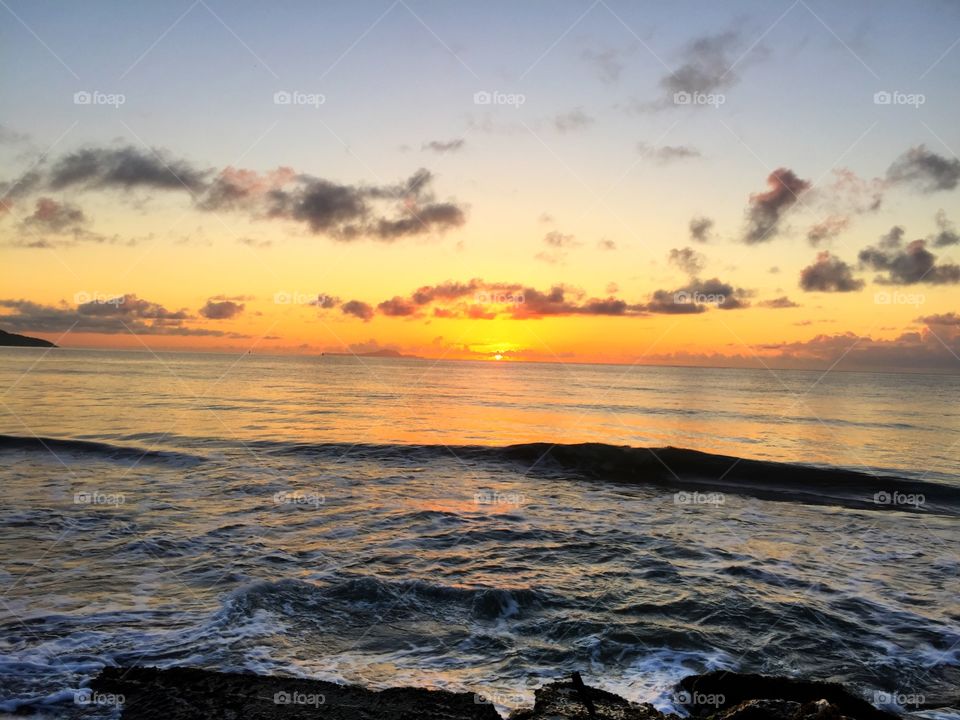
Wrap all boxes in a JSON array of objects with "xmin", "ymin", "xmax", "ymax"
[{"xmin": 0, "ymin": 348, "xmax": 957, "ymax": 718}]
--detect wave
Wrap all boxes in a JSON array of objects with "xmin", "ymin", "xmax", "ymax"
[
  {"xmin": 3, "ymin": 434, "xmax": 957, "ymax": 513},
  {"xmin": 0, "ymin": 434, "xmax": 205, "ymax": 466}
]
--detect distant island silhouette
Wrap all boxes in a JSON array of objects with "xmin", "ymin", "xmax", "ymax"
[
  {"xmin": 323, "ymin": 349, "xmax": 421, "ymax": 359},
  {"xmin": 0, "ymin": 329, "xmax": 56, "ymax": 348}
]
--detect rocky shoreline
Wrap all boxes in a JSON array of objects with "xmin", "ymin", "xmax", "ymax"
[{"xmin": 87, "ymin": 666, "xmax": 914, "ymax": 720}]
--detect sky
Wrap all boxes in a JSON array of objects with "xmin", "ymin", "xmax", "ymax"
[{"xmin": 2, "ymin": 0, "xmax": 960, "ymax": 371}]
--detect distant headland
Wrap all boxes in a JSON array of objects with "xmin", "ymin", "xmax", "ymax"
[{"xmin": 0, "ymin": 329, "xmax": 56, "ymax": 348}]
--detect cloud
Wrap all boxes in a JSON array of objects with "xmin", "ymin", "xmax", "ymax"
[
  {"xmin": 668, "ymin": 246, "xmax": 706, "ymax": 275},
  {"xmin": 47, "ymin": 146, "xmax": 210, "ymax": 192},
  {"xmin": 1, "ymin": 147, "xmax": 467, "ymax": 243},
  {"xmin": 0, "ymin": 295, "xmax": 246, "ymax": 337},
  {"xmin": 758, "ymin": 296, "xmax": 800, "ymax": 308},
  {"xmin": 689, "ymin": 215, "xmax": 714, "ymax": 243},
  {"xmin": 651, "ymin": 30, "xmax": 753, "ymax": 107},
  {"xmin": 377, "ymin": 296, "xmax": 418, "ymax": 317},
  {"xmin": 878, "ymin": 226, "xmax": 905, "ymax": 248},
  {"xmin": 536, "ymin": 230, "xmax": 580, "ymax": 263},
  {"xmin": 597, "ymin": 238, "xmax": 617, "ymax": 250},
  {"xmin": 646, "ymin": 277, "xmax": 752, "ymax": 312},
  {"xmin": 638, "ymin": 143, "xmax": 701, "ymax": 164},
  {"xmin": 422, "ymin": 139, "xmax": 465, "ymax": 154},
  {"xmin": 887, "ymin": 145, "xmax": 960, "ymax": 193},
  {"xmin": 311, "ymin": 294, "xmax": 339, "ymax": 309},
  {"xmin": 800, "ymin": 251, "xmax": 864, "ymax": 292},
  {"xmin": 554, "ymin": 108, "xmax": 595, "ymax": 133},
  {"xmin": 199, "ymin": 298, "xmax": 245, "ymax": 319},
  {"xmin": 806, "ymin": 215, "xmax": 849, "ymax": 245},
  {"xmin": 20, "ymin": 197, "xmax": 87, "ymax": 233},
  {"xmin": 917, "ymin": 312, "xmax": 960, "ymax": 326},
  {"xmin": 931, "ymin": 210, "xmax": 959, "ymax": 247},
  {"xmin": 743, "ymin": 168, "xmax": 811, "ymax": 244},
  {"xmin": 341, "ymin": 300, "xmax": 374, "ymax": 321},
  {"xmin": 858, "ymin": 239, "xmax": 960, "ymax": 285},
  {"xmin": 582, "ymin": 47, "xmax": 626, "ymax": 83}
]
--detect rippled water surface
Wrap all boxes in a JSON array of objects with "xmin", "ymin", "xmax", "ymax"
[{"xmin": 0, "ymin": 349, "xmax": 958, "ymax": 717}]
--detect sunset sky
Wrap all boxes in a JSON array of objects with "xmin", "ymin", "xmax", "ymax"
[{"xmin": 2, "ymin": 0, "xmax": 959, "ymax": 370}]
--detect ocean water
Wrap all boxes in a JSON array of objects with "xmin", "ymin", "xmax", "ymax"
[{"xmin": 0, "ymin": 348, "xmax": 958, "ymax": 718}]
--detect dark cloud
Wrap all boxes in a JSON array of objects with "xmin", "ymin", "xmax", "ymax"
[
  {"xmin": 800, "ymin": 252, "xmax": 865, "ymax": 292},
  {"xmin": 806, "ymin": 215, "xmax": 849, "ymax": 245},
  {"xmin": 689, "ymin": 215, "xmax": 714, "ymax": 243},
  {"xmin": 931, "ymin": 210, "xmax": 959, "ymax": 247},
  {"xmin": 917, "ymin": 312, "xmax": 960, "ymax": 326},
  {"xmin": 646, "ymin": 277, "xmax": 751, "ymax": 312},
  {"xmin": 662, "ymin": 31, "xmax": 742, "ymax": 97},
  {"xmin": 20, "ymin": 197, "xmax": 87, "ymax": 233},
  {"xmin": 199, "ymin": 299, "xmax": 245, "ymax": 319},
  {"xmin": 422, "ymin": 139, "xmax": 465, "ymax": 154},
  {"xmin": 744, "ymin": 168, "xmax": 811, "ymax": 244},
  {"xmin": 377, "ymin": 296, "xmax": 418, "ymax": 317},
  {"xmin": 887, "ymin": 145, "xmax": 960, "ymax": 193},
  {"xmin": 0, "ymin": 296, "xmax": 244, "ymax": 337},
  {"xmin": 312, "ymin": 294, "xmax": 339, "ymax": 309},
  {"xmin": 48, "ymin": 146, "xmax": 210, "ymax": 192},
  {"xmin": 341, "ymin": 300, "xmax": 374, "ymax": 321},
  {"xmin": 758, "ymin": 296, "xmax": 800, "ymax": 309},
  {"xmin": 554, "ymin": 108, "xmax": 595, "ymax": 133},
  {"xmin": 373, "ymin": 202, "xmax": 465, "ymax": 240},
  {"xmin": 638, "ymin": 143, "xmax": 701, "ymax": 164},
  {"xmin": 858, "ymin": 239, "xmax": 960, "ymax": 285},
  {"xmin": 668, "ymin": 247, "xmax": 705, "ymax": 275},
  {"xmin": 878, "ymin": 226, "xmax": 905, "ymax": 248}
]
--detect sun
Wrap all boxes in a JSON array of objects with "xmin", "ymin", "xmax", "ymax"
[{"xmin": 493, "ymin": 353, "xmax": 504, "ymax": 361}]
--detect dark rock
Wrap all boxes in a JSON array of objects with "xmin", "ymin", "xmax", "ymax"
[
  {"xmin": 677, "ymin": 672, "xmax": 898, "ymax": 720},
  {"xmin": 91, "ymin": 666, "xmax": 502, "ymax": 720},
  {"xmin": 0, "ymin": 329, "xmax": 56, "ymax": 347},
  {"xmin": 507, "ymin": 680, "xmax": 666, "ymax": 720}
]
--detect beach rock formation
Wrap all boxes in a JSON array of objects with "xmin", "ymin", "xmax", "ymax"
[{"xmin": 90, "ymin": 666, "xmax": 904, "ymax": 720}]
